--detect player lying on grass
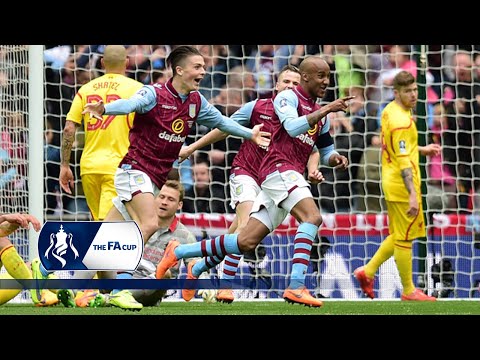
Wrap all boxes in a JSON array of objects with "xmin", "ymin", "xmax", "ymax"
[{"xmin": 0, "ymin": 213, "xmax": 58, "ymax": 307}]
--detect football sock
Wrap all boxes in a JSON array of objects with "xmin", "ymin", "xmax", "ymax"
[
  {"xmin": 394, "ymin": 240, "xmax": 415, "ymax": 295},
  {"xmin": 192, "ymin": 255, "xmax": 223, "ymax": 278},
  {"xmin": 38, "ymin": 261, "xmax": 51, "ymax": 277},
  {"xmin": 111, "ymin": 271, "xmax": 133, "ymax": 295},
  {"xmin": 0, "ymin": 245, "xmax": 32, "ymax": 280},
  {"xmin": 289, "ymin": 222, "xmax": 317, "ymax": 289},
  {"xmin": 221, "ymin": 254, "xmax": 242, "ymax": 286},
  {"xmin": 365, "ymin": 235, "xmax": 395, "ymax": 278},
  {"xmin": 0, "ymin": 272, "xmax": 21, "ymax": 305},
  {"xmin": 175, "ymin": 233, "xmax": 240, "ymax": 259}
]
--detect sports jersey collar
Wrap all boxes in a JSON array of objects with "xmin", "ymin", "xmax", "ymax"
[
  {"xmin": 295, "ymin": 85, "xmax": 316, "ymax": 105},
  {"xmin": 169, "ymin": 216, "xmax": 179, "ymax": 232},
  {"xmin": 165, "ymin": 78, "xmax": 179, "ymax": 98}
]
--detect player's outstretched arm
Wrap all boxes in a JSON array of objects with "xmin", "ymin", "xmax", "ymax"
[
  {"xmin": 197, "ymin": 94, "xmax": 270, "ymax": 143},
  {"xmin": 306, "ymin": 96, "xmax": 355, "ymax": 128},
  {"xmin": 178, "ymin": 129, "xmax": 228, "ymax": 164},
  {"xmin": 0, "ymin": 213, "xmax": 28, "ymax": 229},
  {"xmin": 419, "ymin": 143, "xmax": 441, "ymax": 157},
  {"xmin": 0, "ymin": 213, "xmax": 41, "ymax": 237},
  {"xmin": 179, "ymin": 114, "xmax": 267, "ymax": 162},
  {"xmin": 82, "ymin": 100, "xmax": 105, "ymax": 121},
  {"xmin": 83, "ymin": 85, "xmax": 156, "ymax": 121},
  {"xmin": 23, "ymin": 214, "xmax": 42, "ymax": 232}
]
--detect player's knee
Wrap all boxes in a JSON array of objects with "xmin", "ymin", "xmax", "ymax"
[
  {"xmin": 139, "ymin": 222, "xmax": 158, "ymax": 241},
  {"xmin": 237, "ymin": 235, "xmax": 258, "ymax": 253},
  {"xmin": 304, "ymin": 214, "xmax": 323, "ymax": 227},
  {"xmin": 241, "ymin": 243, "xmax": 257, "ymax": 253},
  {"xmin": 236, "ymin": 222, "xmax": 248, "ymax": 235}
]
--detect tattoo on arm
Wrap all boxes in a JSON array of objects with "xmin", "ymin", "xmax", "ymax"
[
  {"xmin": 401, "ymin": 168, "xmax": 415, "ymax": 195},
  {"xmin": 61, "ymin": 122, "xmax": 77, "ymax": 166},
  {"xmin": 61, "ymin": 134, "xmax": 74, "ymax": 165}
]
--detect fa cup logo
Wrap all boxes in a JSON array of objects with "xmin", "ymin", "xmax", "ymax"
[{"xmin": 44, "ymin": 225, "xmax": 79, "ymax": 268}]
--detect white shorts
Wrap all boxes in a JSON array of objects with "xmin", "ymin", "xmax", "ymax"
[
  {"xmin": 250, "ymin": 170, "xmax": 313, "ymax": 232},
  {"xmin": 112, "ymin": 196, "xmax": 130, "ymax": 220},
  {"xmin": 229, "ymin": 174, "xmax": 261, "ymax": 209},
  {"xmin": 261, "ymin": 169, "xmax": 311, "ymax": 211},
  {"xmin": 250, "ymin": 192, "xmax": 289, "ymax": 232},
  {"xmin": 114, "ymin": 168, "xmax": 160, "ymax": 203}
]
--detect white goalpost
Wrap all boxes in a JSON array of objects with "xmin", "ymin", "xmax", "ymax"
[{"xmin": 28, "ymin": 44, "xmax": 44, "ymax": 260}]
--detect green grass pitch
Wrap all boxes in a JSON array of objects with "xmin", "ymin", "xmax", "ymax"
[{"xmin": 1, "ymin": 299, "xmax": 479, "ymax": 315}]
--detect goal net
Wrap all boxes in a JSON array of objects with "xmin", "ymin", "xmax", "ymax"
[
  {"xmin": 10, "ymin": 45, "xmax": 480, "ymax": 302},
  {"xmin": 0, "ymin": 45, "xmax": 31, "ymax": 303}
]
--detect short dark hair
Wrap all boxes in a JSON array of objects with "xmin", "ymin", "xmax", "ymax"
[{"xmin": 166, "ymin": 45, "xmax": 202, "ymax": 76}]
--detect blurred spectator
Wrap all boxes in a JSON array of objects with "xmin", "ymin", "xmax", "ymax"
[
  {"xmin": 426, "ymin": 103, "xmax": 457, "ymax": 212},
  {"xmin": 210, "ymin": 85, "xmax": 244, "ymax": 117},
  {"xmin": 44, "ymin": 45, "xmax": 91, "ymax": 143},
  {"xmin": 347, "ymin": 86, "xmax": 381, "ymax": 210},
  {"xmin": 152, "ymin": 68, "xmax": 172, "ymax": 84},
  {"xmin": 1, "ymin": 110, "xmax": 27, "ymax": 185},
  {"xmin": 0, "ymin": 147, "xmax": 21, "ymax": 214},
  {"xmin": 348, "ymin": 86, "xmax": 381, "ymax": 147},
  {"xmin": 182, "ymin": 160, "xmax": 230, "ymax": 214},
  {"xmin": 44, "ymin": 45, "xmax": 72, "ymax": 70},
  {"xmin": 0, "ymin": 149, "xmax": 17, "ymax": 190},
  {"xmin": 125, "ymin": 45, "xmax": 155, "ymax": 82},
  {"xmin": 315, "ymin": 46, "xmax": 338, "ymax": 104},
  {"xmin": 333, "ymin": 45, "xmax": 365, "ymax": 98},
  {"xmin": 375, "ymin": 45, "xmax": 437, "ymax": 125},
  {"xmin": 44, "ymin": 120, "xmax": 61, "ymax": 214},
  {"xmin": 227, "ymin": 65, "xmax": 257, "ymax": 103},
  {"xmin": 442, "ymin": 51, "xmax": 480, "ymax": 212},
  {"xmin": 245, "ymin": 45, "xmax": 276, "ymax": 99},
  {"xmin": 207, "ymin": 84, "xmax": 243, "ymax": 190},
  {"xmin": 81, "ymin": 45, "xmax": 103, "ymax": 67},
  {"xmin": 316, "ymin": 111, "xmax": 353, "ymax": 213},
  {"xmin": 135, "ymin": 45, "xmax": 172, "ymax": 84},
  {"xmin": 273, "ymin": 45, "xmax": 305, "ymax": 71},
  {"xmin": 172, "ymin": 152, "xmax": 194, "ymax": 193},
  {"xmin": 198, "ymin": 45, "xmax": 227, "ymax": 100},
  {"xmin": 356, "ymin": 142, "xmax": 386, "ymax": 213}
]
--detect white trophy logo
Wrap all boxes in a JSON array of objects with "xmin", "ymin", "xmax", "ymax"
[{"xmin": 44, "ymin": 224, "xmax": 79, "ymax": 268}]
